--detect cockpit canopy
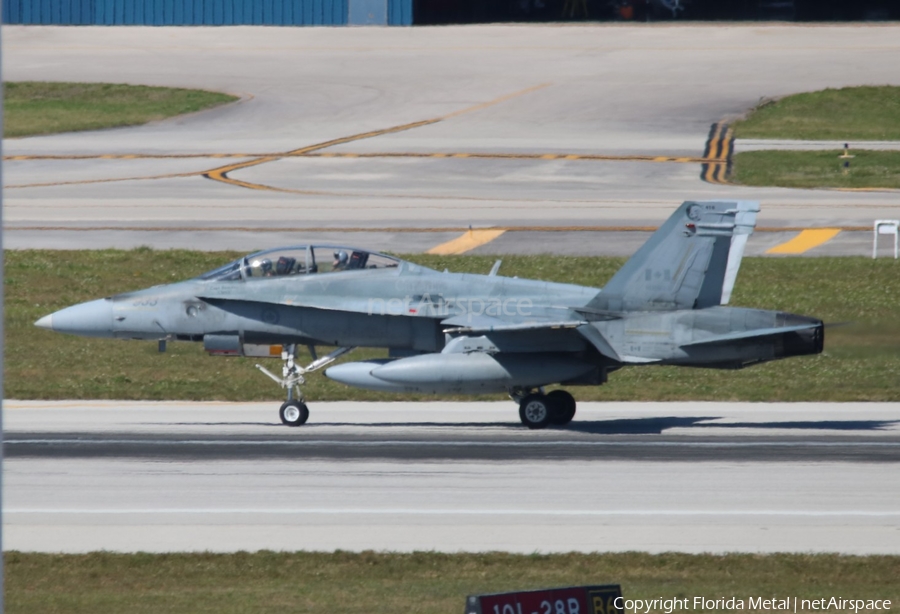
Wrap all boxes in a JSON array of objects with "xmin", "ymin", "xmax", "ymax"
[{"xmin": 198, "ymin": 246, "xmax": 401, "ymax": 282}]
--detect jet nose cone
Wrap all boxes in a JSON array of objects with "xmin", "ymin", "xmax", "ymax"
[{"xmin": 35, "ymin": 298, "xmax": 115, "ymax": 338}]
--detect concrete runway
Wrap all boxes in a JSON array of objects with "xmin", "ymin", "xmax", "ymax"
[
  {"xmin": 5, "ymin": 400, "xmax": 900, "ymax": 554},
  {"xmin": 4, "ymin": 25, "xmax": 900, "ymax": 255}
]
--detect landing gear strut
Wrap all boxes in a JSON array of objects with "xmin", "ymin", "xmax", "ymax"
[
  {"xmin": 255, "ymin": 345, "xmax": 354, "ymax": 426},
  {"xmin": 510, "ymin": 387, "xmax": 577, "ymax": 430}
]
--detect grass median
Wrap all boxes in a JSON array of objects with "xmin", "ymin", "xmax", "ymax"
[
  {"xmin": 729, "ymin": 86, "xmax": 900, "ymax": 189},
  {"xmin": 731, "ymin": 150, "xmax": 900, "ymax": 190},
  {"xmin": 732, "ymin": 86, "xmax": 900, "ymax": 141},
  {"xmin": 6, "ymin": 250, "xmax": 899, "ymax": 403},
  {"xmin": 6, "ymin": 551, "xmax": 900, "ymax": 614},
  {"xmin": 4, "ymin": 82, "xmax": 238, "ymax": 138}
]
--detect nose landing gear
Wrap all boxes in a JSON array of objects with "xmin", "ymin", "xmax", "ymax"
[
  {"xmin": 279, "ymin": 400, "xmax": 309, "ymax": 426},
  {"xmin": 255, "ymin": 345, "xmax": 354, "ymax": 426}
]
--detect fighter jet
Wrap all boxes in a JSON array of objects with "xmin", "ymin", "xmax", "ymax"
[{"xmin": 35, "ymin": 201, "xmax": 823, "ymax": 429}]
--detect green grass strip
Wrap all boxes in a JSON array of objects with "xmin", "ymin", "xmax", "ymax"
[
  {"xmin": 731, "ymin": 150, "xmax": 900, "ymax": 189},
  {"xmin": 732, "ymin": 86, "xmax": 900, "ymax": 141},
  {"xmin": 6, "ymin": 250, "xmax": 900, "ymax": 402},
  {"xmin": 6, "ymin": 551, "xmax": 900, "ymax": 614},
  {"xmin": 4, "ymin": 82, "xmax": 238, "ymax": 138}
]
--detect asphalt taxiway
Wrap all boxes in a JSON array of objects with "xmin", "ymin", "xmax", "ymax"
[
  {"xmin": 4, "ymin": 25, "xmax": 900, "ymax": 256},
  {"xmin": 5, "ymin": 400, "xmax": 899, "ymax": 554}
]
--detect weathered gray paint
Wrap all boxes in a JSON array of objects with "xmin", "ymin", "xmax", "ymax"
[
  {"xmin": 35, "ymin": 201, "xmax": 823, "ymax": 408},
  {"xmin": 594, "ymin": 201, "xmax": 758, "ymax": 311}
]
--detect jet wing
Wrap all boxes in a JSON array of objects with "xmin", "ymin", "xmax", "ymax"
[
  {"xmin": 443, "ymin": 314, "xmax": 628, "ymax": 364},
  {"xmin": 440, "ymin": 312, "xmax": 599, "ymax": 355},
  {"xmin": 442, "ymin": 317, "xmax": 587, "ymax": 334}
]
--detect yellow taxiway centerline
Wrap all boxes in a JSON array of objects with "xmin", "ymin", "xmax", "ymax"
[
  {"xmin": 200, "ymin": 84, "xmax": 552, "ymax": 192},
  {"xmin": 765, "ymin": 228, "xmax": 842, "ymax": 255},
  {"xmin": 4, "ymin": 151, "xmax": 714, "ymax": 163},
  {"xmin": 4, "ymin": 224, "xmax": 871, "ymax": 233},
  {"xmin": 427, "ymin": 229, "xmax": 507, "ymax": 255}
]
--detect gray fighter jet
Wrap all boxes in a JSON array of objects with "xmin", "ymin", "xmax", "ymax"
[{"xmin": 35, "ymin": 201, "xmax": 823, "ymax": 429}]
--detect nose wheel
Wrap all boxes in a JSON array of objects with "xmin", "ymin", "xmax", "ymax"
[
  {"xmin": 255, "ymin": 345, "xmax": 354, "ymax": 426},
  {"xmin": 279, "ymin": 400, "xmax": 309, "ymax": 426}
]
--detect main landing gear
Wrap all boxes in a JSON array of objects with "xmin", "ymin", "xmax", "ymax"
[
  {"xmin": 510, "ymin": 388, "xmax": 577, "ymax": 430},
  {"xmin": 255, "ymin": 344, "xmax": 354, "ymax": 426}
]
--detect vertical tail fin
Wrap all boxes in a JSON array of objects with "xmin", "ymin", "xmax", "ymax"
[{"xmin": 591, "ymin": 201, "xmax": 759, "ymax": 311}]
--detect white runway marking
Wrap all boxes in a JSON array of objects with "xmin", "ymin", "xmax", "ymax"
[
  {"xmin": 7, "ymin": 438, "xmax": 900, "ymax": 448},
  {"xmin": 5, "ymin": 400, "xmax": 900, "ymax": 553},
  {"xmin": 6, "ymin": 25, "xmax": 900, "ymax": 251},
  {"xmin": 8, "ymin": 508, "xmax": 900, "ymax": 518}
]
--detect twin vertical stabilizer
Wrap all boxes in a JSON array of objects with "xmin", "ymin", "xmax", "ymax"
[{"xmin": 590, "ymin": 200, "xmax": 759, "ymax": 311}]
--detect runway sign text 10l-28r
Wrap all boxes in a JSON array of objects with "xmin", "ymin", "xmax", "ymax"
[{"xmin": 466, "ymin": 584, "xmax": 624, "ymax": 614}]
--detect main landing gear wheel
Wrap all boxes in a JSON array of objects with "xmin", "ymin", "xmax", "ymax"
[
  {"xmin": 547, "ymin": 389, "xmax": 577, "ymax": 426},
  {"xmin": 519, "ymin": 393, "xmax": 553, "ymax": 430},
  {"xmin": 279, "ymin": 400, "xmax": 309, "ymax": 427}
]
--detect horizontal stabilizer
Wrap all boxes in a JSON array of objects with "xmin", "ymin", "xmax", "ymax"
[{"xmin": 681, "ymin": 323, "xmax": 820, "ymax": 347}]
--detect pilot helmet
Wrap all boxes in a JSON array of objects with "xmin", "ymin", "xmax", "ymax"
[
  {"xmin": 333, "ymin": 250, "xmax": 349, "ymax": 265},
  {"xmin": 276, "ymin": 256, "xmax": 295, "ymax": 275},
  {"xmin": 251, "ymin": 258, "xmax": 273, "ymax": 276}
]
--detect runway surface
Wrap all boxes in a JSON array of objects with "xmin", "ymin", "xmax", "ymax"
[
  {"xmin": 4, "ymin": 25, "xmax": 900, "ymax": 255},
  {"xmin": 5, "ymin": 400, "xmax": 900, "ymax": 554}
]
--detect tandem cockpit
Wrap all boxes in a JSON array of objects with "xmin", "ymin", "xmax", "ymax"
[{"xmin": 197, "ymin": 246, "xmax": 402, "ymax": 282}]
